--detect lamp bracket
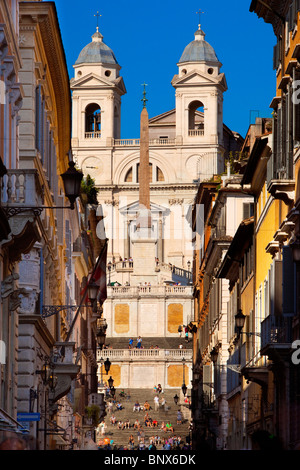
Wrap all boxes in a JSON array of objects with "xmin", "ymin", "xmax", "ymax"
[
  {"xmin": 42, "ymin": 305, "xmax": 78, "ymax": 318},
  {"xmin": 3, "ymin": 206, "xmax": 72, "ymax": 218}
]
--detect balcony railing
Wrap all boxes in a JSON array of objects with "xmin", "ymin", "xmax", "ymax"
[
  {"xmin": 2, "ymin": 169, "xmax": 40, "ymax": 207},
  {"xmin": 85, "ymin": 132, "xmax": 101, "ymax": 139},
  {"xmin": 261, "ymin": 315, "xmax": 293, "ymax": 352},
  {"xmin": 107, "ymin": 285, "xmax": 193, "ymax": 298},
  {"xmin": 156, "ymin": 261, "xmax": 192, "ymax": 281},
  {"xmin": 98, "ymin": 348, "xmax": 193, "ymax": 361},
  {"xmin": 113, "ymin": 138, "xmax": 176, "ymax": 147},
  {"xmin": 188, "ymin": 129, "xmax": 204, "ymax": 137}
]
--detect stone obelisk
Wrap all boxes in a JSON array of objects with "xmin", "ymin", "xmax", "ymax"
[
  {"xmin": 131, "ymin": 85, "xmax": 157, "ymax": 283},
  {"xmin": 137, "ymin": 85, "xmax": 151, "ymax": 230}
]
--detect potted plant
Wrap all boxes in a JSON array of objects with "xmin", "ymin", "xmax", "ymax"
[{"xmin": 80, "ymin": 174, "xmax": 99, "ymax": 205}]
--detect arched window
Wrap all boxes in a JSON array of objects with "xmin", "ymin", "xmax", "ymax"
[
  {"xmin": 188, "ymin": 100, "xmax": 204, "ymax": 137},
  {"xmin": 85, "ymin": 103, "xmax": 101, "ymax": 138},
  {"xmin": 125, "ymin": 167, "xmax": 133, "ymax": 182},
  {"xmin": 124, "ymin": 163, "xmax": 165, "ymax": 183},
  {"xmin": 156, "ymin": 167, "xmax": 165, "ymax": 182}
]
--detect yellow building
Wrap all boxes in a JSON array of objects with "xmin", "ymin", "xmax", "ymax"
[{"xmin": 241, "ymin": 0, "xmax": 300, "ymax": 449}]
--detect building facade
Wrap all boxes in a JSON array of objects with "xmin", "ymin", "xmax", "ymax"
[
  {"xmin": 0, "ymin": 0, "xmax": 24, "ymax": 434},
  {"xmin": 71, "ymin": 21, "xmax": 242, "ymax": 395},
  {"xmin": 248, "ymin": 0, "xmax": 300, "ymax": 450},
  {"xmin": 0, "ymin": 1, "xmax": 102, "ymax": 450},
  {"xmin": 190, "ymin": 0, "xmax": 300, "ymax": 450}
]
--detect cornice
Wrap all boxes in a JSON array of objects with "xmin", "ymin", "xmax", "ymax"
[
  {"xmin": 19, "ymin": 314, "xmax": 55, "ymax": 349},
  {"xmin": 0, "ymin": 3, "xmax": 22, "ymax": 69},
  {"xmin": 99, "ymin": 183, "xmax": 199, "ymax": 192},
  {"xmin": 19, "ymin": 2, "xmax": 71, "ymax": 173}
]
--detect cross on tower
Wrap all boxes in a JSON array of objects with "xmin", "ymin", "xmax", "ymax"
[
  {"xmin": 196, "ymin": 9, "xmax": 204, "ymax": 28},
  {"xmin": 141, "ymin": 82, "xmax": 148, "ymax": 109},
  {"xmin": 94, "ymin": 11, "xmax": 102, "ymax": 32}
]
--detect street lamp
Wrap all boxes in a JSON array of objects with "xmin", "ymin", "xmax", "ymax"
[
  {"xmin": 49, "ymin": 370, "xmax": 58, "ymax": 392},
  {"xmin": 96, "ymin": 317, "xmax": 108, "ymax": 350},
  {"xmin": 36, "ymin": 355, "xmax": 58, "ymax": 391},
  {"xmin": 104, "ymin": 357, "xmax": 111, "ymax": 375},
  {"xmin": 87, "ymin": 278, "xmax": 99, "ymax": 303},
  {"xmin": 60, "ymin": 160, "xmax": 83, "ymax": 210},
  {"xmin": 235, "ymin": 309, "xmax": 246, "ymax": 336},
  {"xmin": 88, "ymin": 277, "xmax": 99, "ymax": 314},
  {"xmin": 210, "ymin": 347, "xmax": 218, "ymax": 364},
  {"xmin": 108, "ymin": 376, "xmax": 114, "ymax": 389}
]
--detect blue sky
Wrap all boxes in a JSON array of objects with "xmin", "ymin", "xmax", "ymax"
[{"xmin": 54, "ymin": 0, "xmax": 276, "ymax": 139}]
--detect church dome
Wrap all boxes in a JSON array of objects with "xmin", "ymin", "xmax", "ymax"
[
  {"xmin": 179, "ymin": 27, "xmax": 219, "ymax": 64},
  {"xmin": 75, "ymin": 30, "xmax": 118, "ymax": 65}
]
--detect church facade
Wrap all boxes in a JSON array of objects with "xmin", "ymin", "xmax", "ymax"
[{"xmin": 70, "ymin": 23, "xmax": 242, "ymax": 391}]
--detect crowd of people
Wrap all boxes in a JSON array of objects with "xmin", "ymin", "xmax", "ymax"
[
  {"xmin": 98, "ymin": 386, "xmax": 192, "ymax": 451},
  {"xmin": 97, "ymin": 436, "xmax": 191, "ymax": 451}
]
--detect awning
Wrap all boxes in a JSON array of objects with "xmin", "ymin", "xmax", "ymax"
[{"xmin": 0, "ymin": 408, "xmax": 28, "ymax": 434}]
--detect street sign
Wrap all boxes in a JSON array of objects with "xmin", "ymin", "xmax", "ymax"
[{"xmin": 17, "ymin": 412, "xmax": 41, "ymax": 422}]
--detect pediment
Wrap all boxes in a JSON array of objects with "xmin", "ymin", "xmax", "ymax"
[
  {"xmin": 71, "ymin": 72, "xmax": 111, "ymax": 87},
  {"xmin": 172, "ymin": 70, "xmax": 227, "ymax": 90},
  {"xmin": 119, "ymin": 200, "xmax": 170, "ymax": 215},
  {"xmin": 149, "ymin": 109, "xmax": 176, "ymax": 125},
  {"xmin": 71, "ymin": 73, "xmax": 126, "ymax": 94}
]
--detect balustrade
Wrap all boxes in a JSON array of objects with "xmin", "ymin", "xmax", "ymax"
[
  {"xmin": 188, "ymin": 129, "xmax": 204, "ymax": 137},
  {"xmin": 108, "ymin": 285, "xmax": 193, "ymax": 297},
  {"xmin": 113, "ymin": 138, "xmax": 176, "ymax": 147},
  {"xmin": 85, "ymin": 131, "xmax": 101, "ymax": 139},
  {"xmin": 2, "ymin": 169, "xmax": 40, "ymax": 208},
  {"xmin": 97, "ymin": 348, "xmax": 192, "ymax": 361}
]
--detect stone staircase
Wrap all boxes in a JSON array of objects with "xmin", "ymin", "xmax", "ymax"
[{"xmin": 98, "ymin": 388, "xmax": 191, "ymax": 449}]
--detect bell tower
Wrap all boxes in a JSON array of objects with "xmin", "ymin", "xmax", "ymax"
[
  {"xmin": 172, "ymin": 22, "xmax": 227, "ymax": 176},
  {"xmin": 172, "ymin": 24, "xmax": 227, "ymax": 145},
  {"xmin": 70, "ymin": 25, "xmax": 126, "ymax": 150}
]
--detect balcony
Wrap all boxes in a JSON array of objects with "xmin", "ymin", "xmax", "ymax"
[
  {"xmin": 261, "ymin": 315, "xmax": 293, "ymax": 360},
  {"xmin": 48, "ymin": 342, "xmax": 81, "ymax": 411},
  {"xmin": 113, "ymin": 138, "xmax": 176, "ymax": 147},
  {"xmin": 1, "ymin": 169, "xmax": 42, "ymax": 260},
  {"xmin": 107, "ymin": 285, "xmax": 193, "ymax": 299},
  {"xmin": 188, "ymin": 129, "xmax": 204, "ymax": 137},
  {"xmin": 98, "ymin": 348, "xmax": 192, "ymax": 362},
  {"xmin": 85, "ymin": 131, "xmax": 101, "ymax": 139}
]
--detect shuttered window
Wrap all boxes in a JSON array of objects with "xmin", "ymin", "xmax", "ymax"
[{"xmin": 282, "ymin": 245, "xmax": 296, "ymax": 316}]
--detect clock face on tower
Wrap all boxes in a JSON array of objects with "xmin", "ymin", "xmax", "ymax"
[{"xmin": 81, "ymin": 156, "xmax": 102, "ymax": 180}]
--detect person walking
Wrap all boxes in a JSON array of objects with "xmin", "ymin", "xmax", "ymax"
[
  {"xmin": 137, "ymin": 336, "xmax": 142, "ymax": 349},
  {"xmin": 154, "ymin": 395, "xmax": 159, "ymax": 411}
]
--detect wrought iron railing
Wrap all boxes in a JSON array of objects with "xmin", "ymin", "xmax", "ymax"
[{"xmin": 261, "ymin": 314, "xmax": 293, "ymax": 351}]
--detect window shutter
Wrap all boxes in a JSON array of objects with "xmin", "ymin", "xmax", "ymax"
[
  {"xmin": 269, "ymin": 259, "xmax": 283, "ymax": 317},
  {"xmin": 282, "ymin": 245, "xmax": 295, "ymax": 316},
  {"xmin": 203, "ymin": 364, "xmax": 212, "ymax": 397}
]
